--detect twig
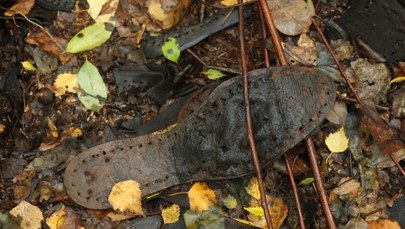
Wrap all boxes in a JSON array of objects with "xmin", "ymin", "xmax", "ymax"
[
  {"xmin": 238, "ymin": 3, "xmax": 273, "ymax": 229},
  {"xmin": 257, "ymin": 0, "xmax": 287, "ymax": 65},
  {"xmin": 311, "ymin": 18, "xmax": 361, "ymax": 103},
  {"xmin": 285, "ymin": 155, "xmax": 306, "ymax": 229},
  {"xmin": 388, "ymin": 152, "xmax": 405, "ymax": 178},
  {"xmin": 259, "ymin": 9, "xmax": 270, "ymax": 67},
  {"xmin": 306, "ymin": 138, "xmax": 337, "ymax": 229}
]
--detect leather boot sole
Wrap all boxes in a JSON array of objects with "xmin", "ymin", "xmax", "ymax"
[{"xmin": 64, "ymin": 66, "xmax": 336, "ymax": 209}]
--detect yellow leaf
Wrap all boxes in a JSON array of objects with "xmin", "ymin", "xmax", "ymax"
[
  {"xmin": 188, "ymin": 182, "xmax": 217, "ymax": 212},
  {"xmin": 0, "ymin": 124, "xmax": 5, "ymax": 134},
  {"xmin": 9, "ymin": 200, "xmax": 44, "ymax": 229},
  {"xmin": 245, "ymin": 177, "xmax": 260, "ymax": 200},
  {"xmin": 246, "ymin": 195, "xmax": 288, "ymax": 229},
  {"xmin": 46, "ymin": 204, "xmax": 66, "ymax": 229},
  {"xmin": 220, "ymin": 0, "xmax": 251, "ymax": 6},
  {"xmin": 244, "ymin": 206, "xmax": 264, "ymax": 217},
  {"xmin": 21, "ymin": 61, "xmax": 37, "ymax": 71},
  {"xmin": 233, "ymin": 218, "xmax": 256, "ymax": 227},
  {"xmin": 368, "ymin": 219, "xmax": 401, "ymax": 229},
  {"xmin": 108, "ymin": 180, "xmax": 143, "ymax": 214},
  {"xmin": 52, "ymin": 73, "xmax": 78, "ymax": 97},
  {"xmin": 70, "ymin": 127, "xmax": 83, "ymax": 138},
  {"xmin": 325, "ymin": 126, "xmax": 349, "ymax": 153},
  {"xmin": 161, "ymin": 204, "xmax": 180, "ymax": 224},
  {"xmin": 390, "ymin": 76, "xmax": 405, "ymax": 84},
  {"xmin": 223, "ymin": 195, "xmax": 237, "ymax": 209}
]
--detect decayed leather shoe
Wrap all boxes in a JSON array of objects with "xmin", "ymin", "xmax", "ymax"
[{"xmin": 63, "ymin": 66, "xmax": 336, "ymax": 209}]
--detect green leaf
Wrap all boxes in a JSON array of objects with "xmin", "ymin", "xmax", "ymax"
[
  {"xmin": 66, "ymin": 23, "xmax": 113, "ymax": 53},
  {"xmin": 203, "ymin": 69, "xmax": 226, "ymax": 80},
  {"xmin": 299, "ymin": 177, "xmax": 314, "ymax": 186},
  {"xmin": 77, "ymin": 59, "xmax": 108, "ymax": 112},
  {"xmin": 161, "ymin": 37, "xmax": 180, "ymax": 63},
  {"xmin": 183, "ymin": 207, "xmax": 224, "ymax": 229},
  {"xmin": 223, "ymin": 195, "xmax": 237, "ymax": 209}
]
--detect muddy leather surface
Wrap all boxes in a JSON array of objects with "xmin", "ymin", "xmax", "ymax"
[{"xmin": 64, "ymin": 66, "xmax": 336, "ymax": 209}]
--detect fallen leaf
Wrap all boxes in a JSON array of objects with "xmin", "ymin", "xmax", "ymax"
[
  {"xmin": 86, "ymin": 0, "xmax": 109, "ymax": 20},
  {"xmin": 223, "ymin": 195, "xmax": 237, "ymax": 209},
  {"xmin": 245, "ymin": 195, "xmax": 288, "ymax": 229},
  {"xmin": 46, "ymin": 205, "xmax": 83, "ymax": 228},
  {"xmin": 52, "ymin": 73, "xmax": 78, "ymax": 97},
  {"xmin": 4, "ymin": 0, "xmax": 34, "ymax": 16},
  {"xmin": 12, "ymin": 171, "xmax": 36, "ymax": 203},
  {"xmin": 220, "ymin": 0, "xmax": 252, "ymax": 6},
  {"xmin": 162, "ymin": 37, "xmax": 180, "ymax": 63},
  {"xmin": 390, "ymin": 76, "xmax": 405, "ymax": 84},
  {"xmin": 188, "ymin": 182, "xmax": 217, "ymax": 212},
  {"xmin": 108, "ymin": 180, "xmax": 143, "ymax": 214},
  {"xmin": 161, "ymin": 204, "xmax": 180, "ymax": 224},
  {"xmin": 299, "ymin": 177, "xmax": 314, "ymax": 186},
  {"xmin": 368, "ymin": 219, "xmax": 401, "ymax": 229},
  {"xmin": 331, "ymin": 177, "xmax": 361, "ymax": 195},
  {"xmin": 46, "ymin": 205, "xmax": 66, "ymax": 229},
  {"xmin": 147, "ymin": 0, "xmax": 191, "ymax": 31},
  {"xmin": 325, "ymin": 126, "xmax": 349, "ymax": 153},
  {"xmin": 245, "ymin": 177, "xmax": 260, "ymax": 200},
  {"xmin": 203, "ymin": 69, "xmax": 226, "ymax": 80},
  {"xmin": 267, "ymin": 0, "xmax": 314, "ymax": 35},
  {"xmin": 26, "ymin": 27, "xmax": 72, "ymax": 63},
  {"xmin": 244, "ymin": 206, "xmax": 264, "ymax": 217},
  {"xmin": 47, "ymin": 117, "xmax": 58, "ymax": 138},
  {"xmin": 183, "ymin": 207, "xmax": 224, "ymax": 228},
  {"xmin": 9, "ymin": 201, "xmax": 44, "ymax": 229},
  {"xmin": 0, "ymin": 124, "xmax": 5, "ymax": 133},
  {"xmin": 21, "ymin": 61, "xmax": 37, "ymax": 71},
  {"xmin": 77, "ymin": 59, "xmax": 108, "ymax": 112},
  {"xmin": 66, "ymin": 23, "xmax": 114, "ymax": 53}
]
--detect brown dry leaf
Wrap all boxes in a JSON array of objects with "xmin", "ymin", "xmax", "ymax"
[
  {"xmin": 246, "ymin": 195, "xmax": 288, "ymax": 229},
  {"xmin": 284, "ymin": 34, "xmax": 317, "ymax": 65},
  {"xmin": 9, "ymin": 201, "xmax": 44, "ymax": 229},
  {"xmin": 4, "ymin": 0, "xmax": 34, "ymax": 16},
  {"xmin": 108, "ymin": 180, "xmax": 144, "ymax": 214},
  {"xmin": 47, "ymin": 117, "xmax": 58, "ymax": 138},
  {"xmin": 13, "ymin": 171, "xmax": 36, "ymax": 203},
  {"xmin": 26, "ymin": 28, "xmax": 72, "ymax": 63},
  {"xmin": 188, "ymin": 182, "xmax": 217, "ymax": 212},
  {"xmin": 368, "ymin": 219, "xmax": 401, "ymax": 229},
  {"xmin": 360, "ymin": 100, "xmax": 405, "ymax": 168},
  {"xmin": 331, "ymin": 177, "xmax": 361, "ymax": 195},
  {"xmin": 267, "ymin": 0, "xmax": 314, "ymax": 36},
  {"xmin": 106, "ymin": 211, "xmax": 137, "ymax": 221},
  {"xmin": 147, "ymin": 0, "xmax": 192, "ymax": 31},
  {"xmin": 88, "ymin": 0, "xmax": 120, "ymax": 25}
]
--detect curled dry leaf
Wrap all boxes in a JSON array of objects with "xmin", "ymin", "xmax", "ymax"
[
  {"xmin": 26, "ymin": 28, "xmax": 72, "ymax": 63},
  {"xmin": 267, "ymin": 0, "xmax": 314, "ymax": 35},
  {"xmin": 4, "ymin": 0, "xmax": 34, "ymax": 17}
]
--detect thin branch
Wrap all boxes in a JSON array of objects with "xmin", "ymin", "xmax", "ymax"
[
  {"xmin": 306, "ymin": 138, "xmax": 337, "ymax": 229},
  {"xmin": 238, "ymin": 3, "xmax": 273, "ymax": 229}
]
